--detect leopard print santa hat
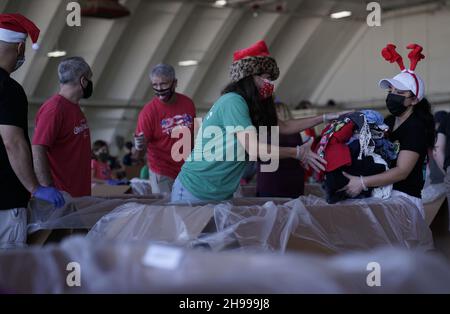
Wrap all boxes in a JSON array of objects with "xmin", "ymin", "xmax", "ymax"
[{"xmin": 229, "ymin": 40, "xmax": 280, "ymax": 83}]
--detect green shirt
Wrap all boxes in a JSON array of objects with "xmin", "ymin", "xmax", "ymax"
[
  {"xmin": 179, "ymin": 93, "xmax": 254, "ymax": 200},
  {"xmin": 140, "ymin": 165, "xmax": 149, "ymax": 180}
]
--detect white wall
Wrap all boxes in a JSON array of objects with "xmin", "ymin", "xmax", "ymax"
[{"xmin": 312, "ymin": 8, "xmax": 450, "ymax": 105}]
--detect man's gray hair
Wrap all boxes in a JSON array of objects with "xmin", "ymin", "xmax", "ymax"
[
  {"xmin": 58, "ymin": 57, "xmax": 92, "ymax": 84},
  {"xmin": 150, "ymin": 64, "xmax": 175, "ymax": 81}
]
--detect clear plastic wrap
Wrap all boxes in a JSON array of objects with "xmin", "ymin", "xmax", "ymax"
[
  {"xmin": 86, "ymin": 203, "xmax": 215, "ymax": 245},
  {"xmin": 422, "ymin": 183, "xmax": 446, "ymax": 204},
  {"xmin": 0, "ymin": 236, "xmax": 449, "ymax": 294},
  {"xmin": 82, "ymin": 195, "xmax": 433, "ymax": 254},
  {"xmin": 27, "ymin": 195, "xmax": 166, "ymax": 234},
  {"xmin": 130, "ymin": 179, "xmax": 152, "ymax": 196},
  {"xmin": 191, "ymin": 201, "xmax": 297, "ymax": 252},
  {"xmin": 285, "ymin": 195, "xmax": 434, "ymax": 253}
]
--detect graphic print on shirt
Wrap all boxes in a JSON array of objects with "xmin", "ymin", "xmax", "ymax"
[
  {"xmin": 73, "ymin": 119, "xmax": 90, "ymax": 138},
  {"xmin": 392, "ymin": 139, "xmax": 426, "ymax": 183},
  {"xmin": 161, "ymin": 114, "xmax": 193, "ymax": 135},
  {"xmin": 392, "ymin": 140, "xmax": 400, "ymax": 155}
]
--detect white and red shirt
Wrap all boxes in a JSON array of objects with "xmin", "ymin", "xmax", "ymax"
[
  {"xmin": 32, "ymin": 94, "xmax": 91, "ymax": 197},
  {"xmin": 136, "ymin": 93, "xmax": 196, "ymax": 179}
]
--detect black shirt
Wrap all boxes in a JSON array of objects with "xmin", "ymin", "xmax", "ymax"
[
  {"xmin": 0, "ymin": 67, "xmax": 31, "ymax": 210},
  {"xmin": 257, "ymin": 132, "xmax": 304, "ymax": 198},
  {"xmin": 437, "ymin": 112, "xmax": 450, "ymax": 171},
  {"xmin": 385, "ymin": 113, "xmax": 427, "ymax": 198}
]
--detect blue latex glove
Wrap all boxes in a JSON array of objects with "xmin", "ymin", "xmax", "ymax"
[
  {"xmin": 107, "ymin": 179, "xmax": 122, "ymax": 186},
  {"xmin": 107, "ymin": 179, "xmax": 129, "ymax": 186},
  {"xmin": 33, "ymin": 186, "xmax": 65, "ymax": 208}
]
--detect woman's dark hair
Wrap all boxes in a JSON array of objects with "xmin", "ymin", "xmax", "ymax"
[
  {"xmin": 93, "ymin": 140, "xmax": 108, "ymax": 152},
  {"xmin": 434, "ymin": 111, "xmax": 448, "ymax": 126},
  {"xmin": 125, "ymin": 141, "xmax": 133, "ymax": 151},
  {"xmin": 414, "ymin": 97, "xmax": 435, "ymax": 149},
  {"xmin": 92, "ymin": 140, "xmax": 108, "ymax": 160},
  {"xmin": 222, "ymin": 76, "xmax": 278, "ymax": 131}
]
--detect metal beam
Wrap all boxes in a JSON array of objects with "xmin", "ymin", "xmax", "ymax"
[
  {"xmin": 274, "ymin": 1, "xmax": 363, "ymax": 105},
  {"xmin": 89, "ymin": 0, "xmax": 142, "ymax": 87},
  {"xmin": 191, "ymin": 4, "xmax": 296, "ymax": 109},
  {"xmin": 131, "ymin": 3, "xmax": 196, "ymax": 101},
  {"xmin": 309, "ymin": 23, "xmax": 367, "ymax": 103},
  {"xmin": 91, "ymin": 1, "xmax": 195, "ymax": 142},
  {"xmin": 0, "ymin": 0, "xmax": 10, "ymax": 13},
  {"xmin": 13, "ymin": 0, "xmax": 68, "ymax": 95},
  {"xmin": 179, "ymin": 8, "xmax": 244, "ymax": 97}
]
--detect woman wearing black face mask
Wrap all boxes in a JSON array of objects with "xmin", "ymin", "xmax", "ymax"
[
  {"xmin": 91, "ymin": 140, "xmax": 113, "ymax": 183},
  {"xmin": 342, "ymin": 43, "xmax": 435, "ymax": 218},
  {"xmin": 91, "ymin": 140, "xmax": 123, "ymax": 186}
]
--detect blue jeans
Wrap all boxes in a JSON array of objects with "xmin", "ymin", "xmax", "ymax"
[{"xmin": 171, "ymin": 177, "xmax": 203, "ymax": 205}]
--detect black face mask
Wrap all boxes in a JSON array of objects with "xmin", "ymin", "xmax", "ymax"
[
  {"xmin": 81, "ymin": 79, "xmax": 93, "ymax": 99},
  {"xmin": 98, "ymin": 152, "xmax": 109, "ymax": 162},
  {"xmin": 153, "ymin": 82, "xmax": 175, "ymax": 102},
  {"xmin": 386, "ymin": 93, "xmax": 408, "ymax": 116}
]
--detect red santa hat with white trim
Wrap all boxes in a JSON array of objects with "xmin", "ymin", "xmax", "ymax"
[
  {"xmin": 0, "ymin": 14, "xmax": 40, "ymax": 50},
  {"xmin": 229, "ymin": 40, "xmax": 280, "ymax": 83},
  {"xmin": 379, "ymin": 43, "xmax": 425, "ymax": 101}
]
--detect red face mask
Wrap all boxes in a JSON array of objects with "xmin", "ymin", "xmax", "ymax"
[{"xmin": 258, "ymin": 78, "xmax": 275, "ymax": 99}]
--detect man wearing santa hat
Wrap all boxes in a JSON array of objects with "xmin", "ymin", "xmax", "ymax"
[{"xmin": 0, "ymin": 14, "xmax": 65, "ymax": 249}]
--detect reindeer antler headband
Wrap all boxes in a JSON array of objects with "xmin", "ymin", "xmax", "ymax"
[{"xmin": 381, "ymin": 43, "xmax": 425, "ymax": 97}]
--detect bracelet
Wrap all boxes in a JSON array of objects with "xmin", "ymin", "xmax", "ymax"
[{"xmin": 360, "ymin": 176, "xmax": 368, "ymax": 191}]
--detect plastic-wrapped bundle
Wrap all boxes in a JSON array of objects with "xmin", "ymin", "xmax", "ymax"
[
  {"xmin": 86, "ymin": 200, "xmax": 297, "ymax": 252},
  {"xmin": 86, "ymin": 203, "xmax": 215, "ymax": 245},
  {"xmin": 130, "ymin": 179, "xmax": 152, "ymax": 196},
  {"xmin": 287, "ymin": 195, "xmax": 434, "ymax": 253},
  {"xmin": 192, "ymin": 201, "xmax": 297, "ymax": 252},
  {"xmin": 196, "ymin": 196, "xmax": 433, "ymax": 254},
  {"xmin": 83, "ymin": 195, "xmax": 433, "ymax": 255},
  {"xmin": 0, "ymin": 236, "xmax": 449, "ymax": 294},
  {"xmin": 27, "ymin": 195, "xmax": 165, "ymax": 234}
]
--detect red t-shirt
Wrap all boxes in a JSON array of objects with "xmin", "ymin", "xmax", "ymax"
[
  {"xmin": 32, "ymin": 94, "xmax": 91, "ymax": 197},
  {"xmin": 136, "ymin": 93, "xmax": 196, "ymax": 179},
  {"xmin": 91, "ymin": 159, "xmax": 112, "ymax": 180}
]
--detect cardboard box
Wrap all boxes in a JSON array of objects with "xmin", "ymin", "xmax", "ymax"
[
  {"xmin": 27, "ymin": 194, "xmax": 434, "ymax": 257},
  {"xmin": 424, "ymin": 195, "xmax": 446, "ymax": 226},
  {"xmin": 91, "ymin": 184, "xmax": 131, "ymax": 197},
  {"xmin": 87, "ymin": 204, "xmax": 215, "ymax": 244},
  {"xmin": 83, "ymin": 196, "xmax": 433, "ymax": 256},
  {"xmin": 27, "ymin": 196, "xmax": 165, "ymax": 246}
]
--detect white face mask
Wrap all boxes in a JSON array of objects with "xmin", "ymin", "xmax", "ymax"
[{"xmin": 14, "ymin": 56, "xmax": 25, "ymax": 72}]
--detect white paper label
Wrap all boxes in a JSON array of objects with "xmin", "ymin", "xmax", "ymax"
[{"xmin": 142, "ymin": 244, "xmax": 183, "ymax": 270}]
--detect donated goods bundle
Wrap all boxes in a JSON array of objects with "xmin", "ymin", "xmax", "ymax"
[{"xmin": 314, "ymin": 110, "xmax": 397, "ymax": 204}]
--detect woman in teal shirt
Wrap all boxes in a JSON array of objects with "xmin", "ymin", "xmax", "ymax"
[{"xmin": 171, "ymin": 40, "xmax": 343, "ymax": 203}]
